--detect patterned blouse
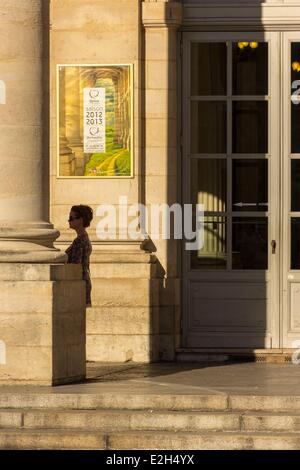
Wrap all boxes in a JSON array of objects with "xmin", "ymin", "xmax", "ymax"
[{"xmin": 66, "ymin": 232, "xmax": 92, "ymax": 306}]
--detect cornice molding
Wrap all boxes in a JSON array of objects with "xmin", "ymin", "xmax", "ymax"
[
  {"xmin": 142, "ymin": 1, "xmax": 183, "ymax": 28},
  {"xmin": 183, "ymin": 3, "xmax": 300, "ymax": 27}
]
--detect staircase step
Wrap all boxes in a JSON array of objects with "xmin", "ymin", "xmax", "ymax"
[
  {"xmin": 107, "ymin": 430, "xmax": 300, "ymax": 450},
  {"xmin": 0, "ymin": 409, "xmax": 240, "ymax": 432},
  {"xmin": 242, "ymin": 412, "xmax": 300, "ymax": 432},
  {"xmin": 0, "ymin": 392, "xmax": 228, "ymax": 411},
  {"xmin": 1, "ymin": 429, "xmax": 300, "ymax": 450},
  {"xmin": 3, "ymin": 409, "xmax": 300, "ymax": 433},
  {"xmin": 229, "ymin": 395, "xmax": 300, "ymax": 411},
  {"xmin": 0, "ymin": 390, "xmax": 300, "ymax": 412},
  {"xmin": 0, "ymin": 429, "xmax": 106, "ymax": 450},
  {"xmin": 2, "ymin": 392, "xmax": 300, "ymax": 412}
]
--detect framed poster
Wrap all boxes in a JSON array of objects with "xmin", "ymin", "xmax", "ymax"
[{"xmin": 57, "ymin": 64, "xmax": 133, "ymax": 178}]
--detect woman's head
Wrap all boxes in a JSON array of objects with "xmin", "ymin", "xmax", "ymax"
[{"xmin": 68, "ymin": 205, "xmax": 93, "ymax": 230}]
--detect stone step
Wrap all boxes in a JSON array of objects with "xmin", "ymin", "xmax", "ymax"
[
  {"xmin": 107, "ymin": 430, "xmax": 300, "ymax": 450},
  {"xmin": 0, "ymin": 409, "xmax": 241, "ymax": 432},
  {"xmin": 176, "ymin": 349, "xmax": 294, "ymax": 364},
  {"xmin": 2, "ymin": 391, "xmax": 300, "ymax": 412},
  {"xmin": 242, "ymin": 412, "xmax": 300, "ymax": 432},
  {"xmin": 0, "ymin": 429, "xmax": 106, "ymax": 450},
  {"xmin": 2, "ymin": 409, "xmax": 300, "ymax": 433},
  {"xmin": 1, "ymin": 429, "xmax": 300, "ymax": 450},
  {"xmin": 0, "ymin": 392, "xmax": 228, "ymax": 411}
]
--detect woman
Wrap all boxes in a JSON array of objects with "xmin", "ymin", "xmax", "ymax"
[{"xmin": 66, "ymin": 205, "xmax": 93, "ymax": 307}]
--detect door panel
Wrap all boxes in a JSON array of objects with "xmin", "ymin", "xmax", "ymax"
[
  {"xmin": 282, "ymin": 32, "xmax": 300, "ymax": 347},
  {"xmin": 182, "ymin": 32, "xmax": 280, "ymax": 348}
]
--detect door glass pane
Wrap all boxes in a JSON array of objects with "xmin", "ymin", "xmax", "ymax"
[
  {"xmin": 191, "ymin": 217, "xmax": 227, "ymax": 270},
  {"xmin": 232, "ymin": 159, "xmax": 268, "ymax": 211},
  {"xmin": 191, "ymin": 159, "xmax": 226, "ymax": 212},
  {"xmin": 232, "ymin": 42, "xmax": 268, "ymax": 95},
  {"xmin": 191, "ymin": 101, "xmax": 227, "ymax": 153},
  {"xmin": 232, "ymin": 101, "xmax": 268, "ymax": 153},
  {"xmin": 291, "ymin": 43, "xmax": 300, "ymax": 153},
  {"xmin": 291, "ymin": 218, "xmax": 300, "ymax": 269},
  {"xmin": 291, "ymin": 43, "xmax": 300, "ymax": 92},
  {"xmin": 232, "ymin": 217, "xmax": 268, "ymax": 269},
  {"xmin": 291, "ymin": 102, "xmax": 300, "ymax": 153},
  {"xmin": 291, "ymin": 160, "xmax": 300, "ymax": 211},
  {"xmin": 191, "ymin": 42, "xmax": 227, "ymax": 96}
]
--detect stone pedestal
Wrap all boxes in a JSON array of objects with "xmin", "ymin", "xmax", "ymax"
[
  {"xmin": 86, "ymin": 249, "xmax": 160, "ymax": 363},
  {"xmin": 0, "ymin": 264, "xmax": 86, "ymax": 385}
]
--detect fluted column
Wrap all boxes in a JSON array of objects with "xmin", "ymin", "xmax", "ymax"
[{"xmin": 0, "ymin": 0, "xmax": 66, "ymax": 262}]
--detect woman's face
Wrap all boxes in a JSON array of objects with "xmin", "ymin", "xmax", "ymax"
[{"xmin": 68, "ymin": 210, "xmax": 83, "ymax": 231}]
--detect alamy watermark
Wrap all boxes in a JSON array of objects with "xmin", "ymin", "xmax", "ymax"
[
  {"xmin": 0, "ymin": 341, "xmax": 6, "ymax": 365},
  {"xmin": 0, "ymin": 80, "xmax": 6, "ymax": 105},
  {"xmin": 96, "ymin": 196, "xmax": 204, "ymax": 251},
  {"xmin": 292, "ymin": 340, "xmax": 300, "ymax": 365}
]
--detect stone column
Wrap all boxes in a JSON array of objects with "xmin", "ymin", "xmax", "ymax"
[
  {"xmin": 0, "ymin": 1, "xmax": 86, "ymax": 385},
  {"xmin": 142, "ymin": 0, "xmax": 182, "ymax": 360},
  {"xmin": 0, "ymin": 0, "xmax": 66, "ymax": 262}
]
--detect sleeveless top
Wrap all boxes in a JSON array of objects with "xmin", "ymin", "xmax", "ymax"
[{"xmin": 65, "ymin": 232, "xmax": 92, "ymax": 306}]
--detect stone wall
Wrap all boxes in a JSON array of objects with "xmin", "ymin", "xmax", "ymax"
[{"xmin": 50, "ymin": 0, "xmax": 182, "ymax": 362}]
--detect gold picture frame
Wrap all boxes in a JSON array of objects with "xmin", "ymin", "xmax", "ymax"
[{"xmin": 56, "ymin": 64, "xmax": 133, "ymax": 178}]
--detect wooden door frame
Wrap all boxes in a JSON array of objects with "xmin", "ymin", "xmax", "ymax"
[{"xmin": 180, "ymin": 31, "xmax": 281, "ymax": 349}]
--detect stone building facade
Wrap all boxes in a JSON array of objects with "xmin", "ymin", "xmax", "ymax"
[{"xmin": 2, "ymin": 0, "xmax": 300, "ymax": 373}]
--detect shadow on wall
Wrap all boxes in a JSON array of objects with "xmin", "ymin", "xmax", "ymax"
[{"xmin": 141, "ymin": 0, "xmax": 270, "ymax": 365}]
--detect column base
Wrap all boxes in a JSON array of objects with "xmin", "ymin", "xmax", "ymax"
[
  {"xmin": 0, "ymin": 222, "xmax": 67, "ymax": 263},
  {"xmin": 0, "ymin": 263, "xmax": 86, "ymax": 385}
]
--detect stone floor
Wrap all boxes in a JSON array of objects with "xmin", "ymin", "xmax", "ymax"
[{"xmin": 1, "ymin": 361, "xmax": 300, "ymax": 396}]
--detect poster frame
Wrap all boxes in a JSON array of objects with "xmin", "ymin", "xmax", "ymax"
[{"xmin": 56, "ymin": 63, "xmax": 134, "ymax": 179}]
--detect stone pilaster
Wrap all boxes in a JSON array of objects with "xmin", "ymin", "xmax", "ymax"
[{"xmin": 142, "ymin": 0, "xmax": 182, "ymax": 359}]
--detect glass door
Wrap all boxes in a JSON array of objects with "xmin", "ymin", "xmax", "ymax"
[
  {"xmin": 182, "ymin": 32, "xmax": 280, "ymax": 348},
  {"xmin": 282, "ymin": 32, "xmax": 300, "ymax": 347}
]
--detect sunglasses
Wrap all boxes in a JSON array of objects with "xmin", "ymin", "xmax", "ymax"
[{"xmin": 68, "ymin": 216, "xmax": 80, "ymax": 222}]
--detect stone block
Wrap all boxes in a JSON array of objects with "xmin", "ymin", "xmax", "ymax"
[
  {"xmin": 145, "ymin": 89, "xmax": 175, "ymax": 119},
  {"xmin": 90, "ymin": 263, "xmax": 155, "ymax": 279},
  {"xmin": 158, "ymin": 334, "xmax": 176, "ymax": 361},
  {"xmin": 0, "ymin": 411, "xmax": 22, "ymax": 429},
  {"xmin": 86, "ymin": 334, "xmax": 159, "ymax": 363},
  {"xmin": 0, "ymin": 263, "xmax": 86, "ymax": 385},
  {"xmin": 145, "ymin": 118, "xmax": 177, "ymax": 148},
  {"xmin": 159, "ymin": 306, "xmax": 175, "ymax": 335},
  {"xmin": 145, "ymin": 29, "xmax": 177, "ymax": 61},
  {"xmin": 86, "ymin": 307, "xmax": 159, "ymax": 335},
  {"xmin": 146, "ymin": 60, "xmax": 176, "ymax": 90},
  {"xmin": 0, "ymin": 429, "xmax": 106, "ymax": 450},
  {"xmin": 91, "ymin": 278, "xmax": 159, "ymax": 307},
  {"xmin": 145, "ymin": 147, "xmax": 177, "ymax": 177}
]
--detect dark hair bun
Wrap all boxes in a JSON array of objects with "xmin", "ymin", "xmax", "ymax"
[{"xmin": 71, "ymin": 205, "xmax": 93, "ymax": 228}]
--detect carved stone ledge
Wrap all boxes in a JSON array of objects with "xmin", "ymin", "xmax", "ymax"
[{"xmin": 142, "ymin": 1, "xmax": 182, "ymax": 29}]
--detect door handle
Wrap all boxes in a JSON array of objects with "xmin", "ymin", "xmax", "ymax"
[{"xmin": 271, "ymin": 240, "xmax": 276, "ymax": 254}]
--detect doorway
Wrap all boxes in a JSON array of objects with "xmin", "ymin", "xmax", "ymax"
[{"xmin": 182, "ymin": 32, "xmax": 281, "ymax": 348}]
